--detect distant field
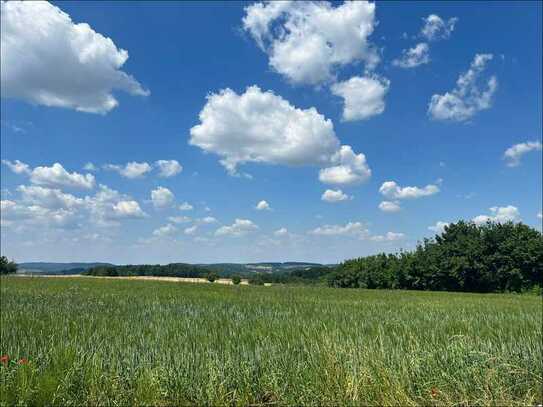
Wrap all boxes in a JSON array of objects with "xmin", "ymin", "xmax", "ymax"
[{"xmin": 1, "ymin": 277, "xmax": 541, "ymax": 406}]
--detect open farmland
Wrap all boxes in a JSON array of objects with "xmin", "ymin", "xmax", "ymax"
[{"xmin": 1, "ymin": 276, "xmax": 541, "ymax": 406}]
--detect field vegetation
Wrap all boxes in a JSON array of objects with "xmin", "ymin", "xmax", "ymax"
[{"xmin": 1, "ymin": 277, "xmax": 541, "ymax": 405}]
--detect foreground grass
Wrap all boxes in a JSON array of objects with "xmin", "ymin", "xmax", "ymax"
[{"xmin": 0, "ymin": 277, "xmax": 541, "ymax": 406}]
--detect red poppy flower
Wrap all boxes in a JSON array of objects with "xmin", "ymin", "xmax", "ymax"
[
  {"xmin": 0, "ymin": 355, "xmax": 8, "ymax": 365},
  {"xmin": 431, "ymin": 387, "xmax": 439, "ymax": 398},
  {"xmin": 18, "ymin": 358, "xmax": 28, "ymax": 365}
]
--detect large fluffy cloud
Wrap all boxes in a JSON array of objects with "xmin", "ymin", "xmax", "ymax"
[
  {"xmin": 503, "ymin": 141, "xmax": 542, "ymax": 167},
  {"xmin": 3, "ymin": 161, "xmax": 96, "ymax": 190},
  {"xmin": 84, "ymin": 185, "xmax": 147, "ymax": 225},
  {"xmin": 379, "ymin": 181, "xmax": 439, "ymax": 199},
  {"xmin": 1, "ymin": 199, "xmax": 79, "ymax": 229},
  {"xmin": 1, "ymin": 183, "xmax": 146, "ymax": 231},
  {"xmin": 30, "ymin": 163, "xmax": 96, "ymax": 189},
  {"xmin": 331, "ymin": 75, "xmax": 390, "ymax": 121},
  {"xmin": 428, "ymin": 54, "xmax": 497, "ymax": 122},
  {"xmin": 242, "ymin": 1, "xmax": 378, "ymax": 85},
  {"xmin": 319, "ymin": 146, "xmax": 371, "ymax": 186},
  {"xmin": 17, "ymin": 185, "xmax": 83, "ymax": 210},
  {"xmin": 0, "ymin": 1, "xmax": 149, "ymax": 113},
  {"xmin": 190, "ymin": 86, "xmax": 370, "ymax": 182},
  {"xmin": 472, "ymin": 205, "xmax": 521, "ymax": 225}
]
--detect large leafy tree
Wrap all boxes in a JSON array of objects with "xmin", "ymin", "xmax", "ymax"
[{"xmin": 0, "ymin": 256, "xmax": 17, "ymax": 275}]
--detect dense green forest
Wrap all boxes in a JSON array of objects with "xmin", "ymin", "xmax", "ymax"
[
  {"xmin": 83, "ymin": 263, "xmax": 208, "ymax": 278},
  {"xmin": 328, "ymin": 221, "xmax": 542, "ymax": 293}
]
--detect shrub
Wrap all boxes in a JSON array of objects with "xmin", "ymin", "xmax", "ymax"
[
  {"xmin": 232, "ymin": 275, "xmax": 241, "ymax": 285},
  {"xmin": 207, "ymin": 272, "xmax": 219, "ymax": 283}
]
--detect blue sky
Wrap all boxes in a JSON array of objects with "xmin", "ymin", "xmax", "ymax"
[{"xmin": 1, "ymin": 1, "xmax": 541, "ymax": 264}]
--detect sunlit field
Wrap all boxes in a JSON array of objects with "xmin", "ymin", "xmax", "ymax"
[{"xmin": 1, "ymin": 276, "xmax": 541, "ymax": 406}]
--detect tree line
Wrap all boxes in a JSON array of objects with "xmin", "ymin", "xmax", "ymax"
[
  {"xmin": 83, "ymin": 263, "xmax": 207, "ymax": 278},
  {"xmin": 327, "ymin": 221, "xmax": 542, "ymax": 293}
]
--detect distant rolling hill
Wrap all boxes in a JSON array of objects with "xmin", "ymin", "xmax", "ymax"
[
  {"xmin": 197, "ymin": 262, "xmax": 329, "ymax": 276},
  {"xmin": 16, "ymin": 261, "xmax": 332, "ymax": 276},
  {"xmin": 17, "ymin": 262, "xmax": 114, "ymax": 274}
]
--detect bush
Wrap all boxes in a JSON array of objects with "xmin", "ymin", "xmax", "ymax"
[
  {"xmin": 249, "ymin": 274, "xmax": 265, "ymax": 285},
  {"xmin": 232, "ymin": 275, "xmax": 241, "ymax": 285},
  {"xmin": 0, "ymin": 256, "xmax": 17, "ymax": 275},
  {"xmin": 207, "ymin": 272, "xmax": 219, "ymax": 283}
]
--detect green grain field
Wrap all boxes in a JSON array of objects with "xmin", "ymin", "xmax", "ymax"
[{"xmin": 1, "ymin": 276, "xmax": 541, "ymax": 406}]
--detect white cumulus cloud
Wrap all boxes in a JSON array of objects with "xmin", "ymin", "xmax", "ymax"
[
  {"xmin": 104, "ymin": 162, "xmax": 152, "ymax": 179},
  {"xmin": 31, "ymin": 163, "xmax": 95, "ymax": 189},
  {"xmin": 155, "ymin": 160, "xmax": 183, "ymax": 177},
  {"xmin": 112, "ymin": 200, "xmax": 146, "ymax": 218},
  {"xmin": 255, "ymin": 200, "xmax": 271, "ymax": 211},
  {"xmin": 0, "ymin": 1, "xmax": 149, "ymax": 113},
  {"xmin": 378, "ymin": 200, "xmax": 401, "ymax": 212},
  {"xmin": 151, "ymin": 186, "xmax": 174, "ymax": 209},
  {"xmin": 17, "ymin": 185, "xmax": 83, "ymax": 210},
  {"xmin": 321, "ymin": 189, "xmax": 351, "ymax": 203},
  {"xmin": 319, "ymin": 145, "xmax": 371, "ymax": 186},
  {"xmin": 215, "ymin": 219, "xmax": 258, "ymax": 237},
  {"xmin": 503, "ymin": 141, "xmax": 542, "ymax": 167},
  {"xmin": 2, "ymin": 159, "xmax": 31, "ymax": 175},
  {"xmin": 189, "ymin": 85, "xmax": 340, "ymax": 175},
  {"xmin": 472, "ymin": 205, "xmax": 521, "ymax": 225},
  {"xmin": 310, "ymin": 221, "xmax": 368, "ymax": 238},
  {"xmin": 243, "ymin": 1, "xmax": 379, "ymax": 85},
  {"xmin": 370, "ymin": 232, "xmax": 405, "ymax": 242},
  {"xmin": 331, "ymin": 75, "xmax": 390, "ymax": 121},
  {"xmin": 3, "ymin": 161, "xmax": 95, "ymax": 189},
  {"xmin": 379, "ymin": 181, "xmax": 439, "ymax": 199},
  {"xmin": 428, "ymin": 53, "xmax": 497, "ymax": 122}
]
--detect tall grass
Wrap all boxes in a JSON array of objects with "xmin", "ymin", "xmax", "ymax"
[{"xmin": 1, "ymin": 276, "xmax": 541, "ymax": 405}]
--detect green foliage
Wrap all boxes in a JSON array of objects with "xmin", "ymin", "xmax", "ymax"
[
  {"xmin": 329, "ymin": 221, "xmax": 543, "ymax": 293},
  {"xmin": 0, "ymin": 256, "xmax": 17, "ymax": 275},
  {"xmin": 248, "ymin": 274, "xmax": 265, "ymax": 285},
  {"xmin": 83, "ymin": 263, "xmax": 208, "ymax": 278},
  {"xmin": 0, "ymin": 277, "xmax": 541, "ymax": 405},
  {"xmin": 231, "ymin": 275, "xmax": 241, "ymax": 285},
  {"xmin": 207, "ymin": 272, "xmax": 219, "ymax": 283}
]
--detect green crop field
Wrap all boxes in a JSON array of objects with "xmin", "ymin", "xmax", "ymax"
[{"xmin": 1, "ymin": 276, "xmax": 541, "ymax": 406}]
